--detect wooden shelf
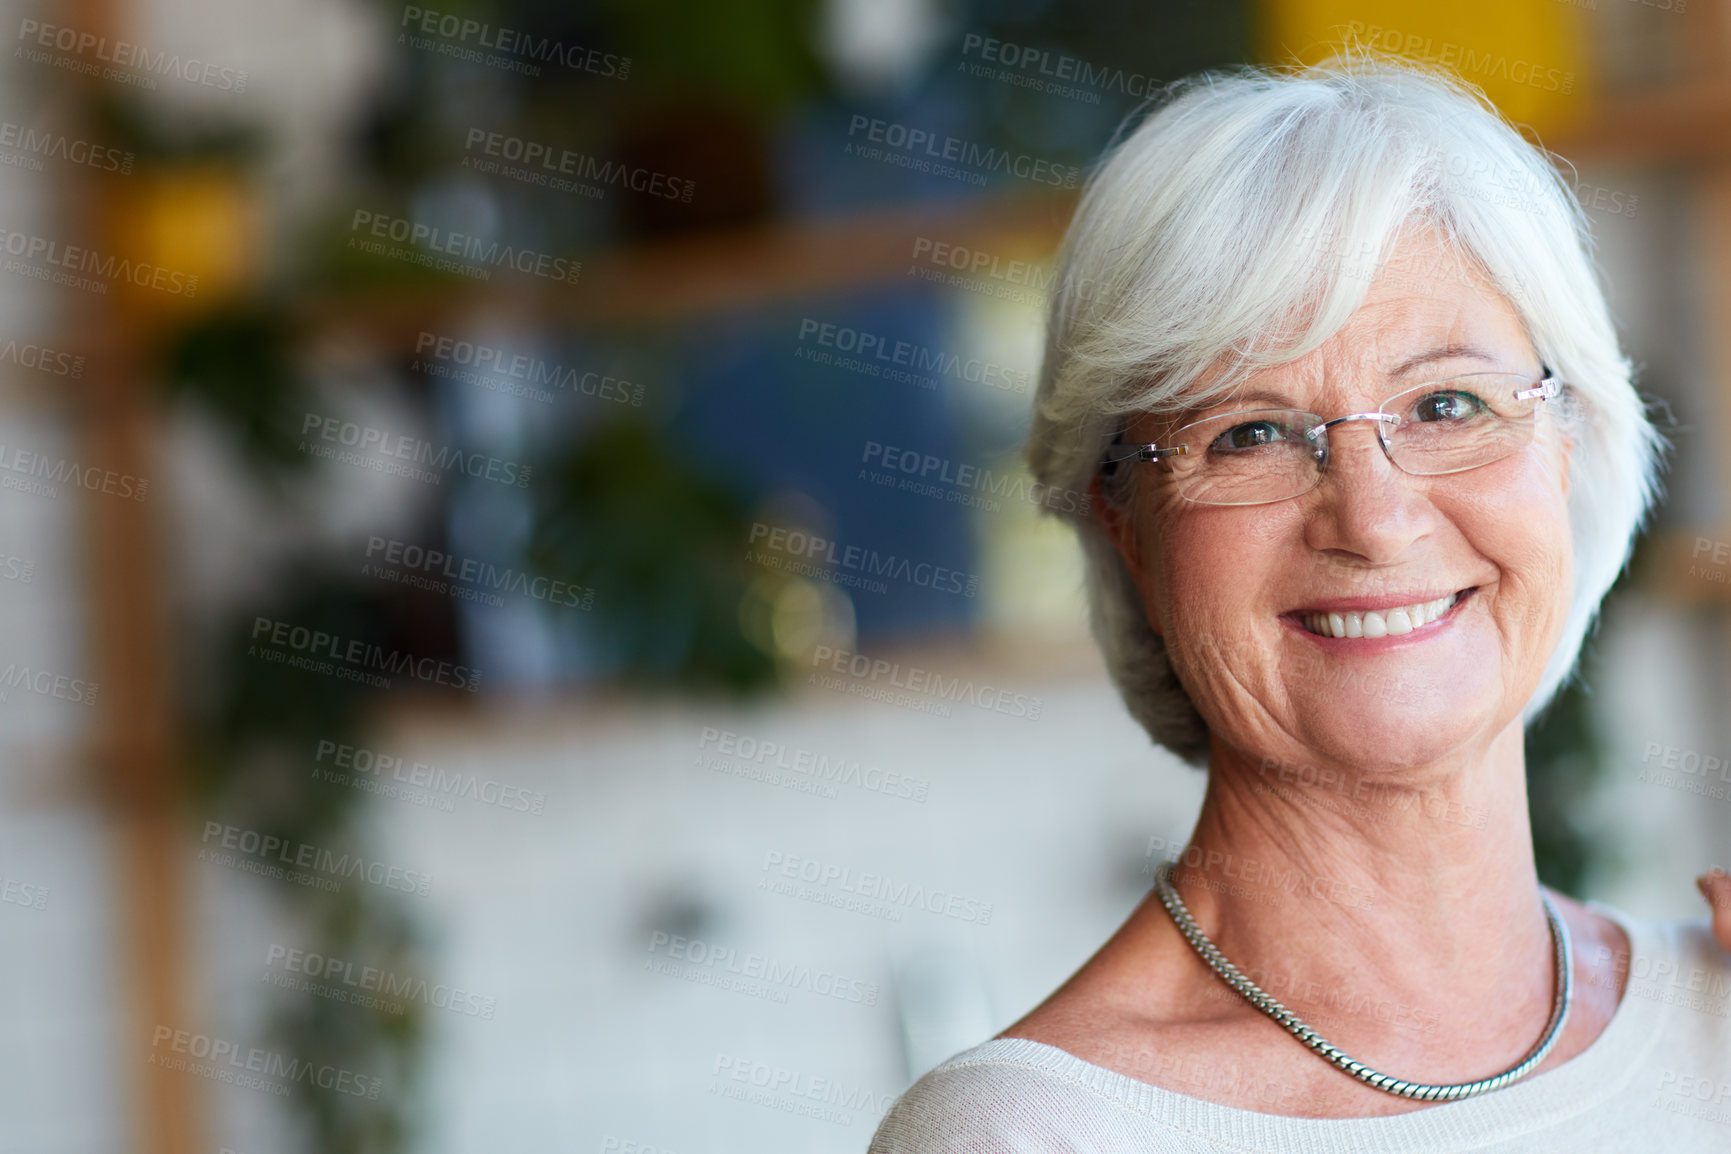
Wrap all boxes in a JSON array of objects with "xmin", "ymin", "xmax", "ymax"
[
  {"xmin": 298, "ymin": 190, "xmax": 1078, "ymax": 341},
  {"xmin": 1546, "ymin": 79, "xmax": 1731, "ymax": 167}
]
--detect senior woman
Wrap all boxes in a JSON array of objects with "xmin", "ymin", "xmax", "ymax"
[{"xmin": 868, "ymin": 60, "xmax": 1731, "ymax": 1151}]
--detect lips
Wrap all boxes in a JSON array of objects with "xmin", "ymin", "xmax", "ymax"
[{"xmin": 1299, "ymin": 591, "xmax": 1464, "ymax": 639}]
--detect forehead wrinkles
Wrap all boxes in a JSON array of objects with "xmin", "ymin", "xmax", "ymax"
[
  {"xmin": 1320, "ymin": 294, "xmax": 1476, "ymax": 371},
  {"xmin": 1131, "ymin": 258, "xmax": 1528, "ymax": 433},
  {"xmin": 1266, "ymin": 297, "xmax": 1500, "ymax": 410}
]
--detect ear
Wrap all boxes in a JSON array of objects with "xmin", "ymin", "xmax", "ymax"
[
  {"xmin": 1089, "ymin": 472, "xmax": 1164, "ymax": 636},
  {"xmin": 1557, "ymin": 421, "xmax": 1572, "ymax": 499},
  {"xmin": 1543, "ymin": 380, "xmax": 1573, "ymax": 497}
]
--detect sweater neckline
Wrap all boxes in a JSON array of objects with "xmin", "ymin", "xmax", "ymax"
[{"xmin": 958, "ymin": 902, "xmax": 1668, "ymax": 1153}]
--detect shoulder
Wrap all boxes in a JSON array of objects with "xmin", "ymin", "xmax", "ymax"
[
  {"xmin": 1593, "ymin": 902, "xmax": 1731, "ymax": 984},
  {"xmin": 1592, "ymin": 903, "xmax": 1731, "ymax": 1046},
  {"xmin": 865, "ymin": 1038, "xmax": 1174, "ymax": 1154}
]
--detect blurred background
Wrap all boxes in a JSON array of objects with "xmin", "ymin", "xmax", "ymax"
[{"xmin": 0, "ymin": 0, "xmax": 1727, "ymax": 1150}]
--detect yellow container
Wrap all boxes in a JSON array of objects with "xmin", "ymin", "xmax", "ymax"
[{"xmin": 1260, "ymin": 0, "xmax": 1591, "ymax": 136}]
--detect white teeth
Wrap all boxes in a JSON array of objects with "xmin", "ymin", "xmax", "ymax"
[{"xmin": 1302, "ymin": 593, "xmax": 1460, "ymax": 639}]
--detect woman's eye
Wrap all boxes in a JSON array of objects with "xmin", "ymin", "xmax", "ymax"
[
  {"xmin": 1212, "ymin": 421, "xmax": 1287, "ymax": 451},
  {"xmin": 1413, "ymin": 391, "xmax": 1483, "ymax": 421}
]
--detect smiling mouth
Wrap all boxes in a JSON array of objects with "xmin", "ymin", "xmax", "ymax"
[{"xmin": 1299, "ymin": 590, "xmax": 1470, "ymax": 639}]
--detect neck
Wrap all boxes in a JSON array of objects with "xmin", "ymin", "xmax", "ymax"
[{"xmin": 1167, "ymin": 721, "xmax": 1553, "ymax": 1050}]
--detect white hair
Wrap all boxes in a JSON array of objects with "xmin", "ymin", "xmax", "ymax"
[{"xmin": 1026, "ymin": 58, "xmax": 1666, "ymax": 767}]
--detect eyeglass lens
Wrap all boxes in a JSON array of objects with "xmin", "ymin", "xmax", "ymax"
[{"xmin": 1164, "ymin": 374, "xmax": 1546, "ymax": 506}]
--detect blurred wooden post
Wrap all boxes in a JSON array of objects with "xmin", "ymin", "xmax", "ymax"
[
  {"xmin": 1688, "ymin": 0, "xmax": 1731, "ymax": 466},
  {"xmin": 1686, "ymin": 7, "xmax": 1731, "ymax": 613},
  {"xmin": 1676, "ymin": 8, "xmax": 1731, "ymax": 741},
  {"xmin": 1697, "ymin": 176, "xmax": 1731, "ymax": 665},
  {"xmin": 1533, "ymin": 2, "xmax": 1731, "ymax": 600},
  {"xmin": 61, "ymin": 0, "xmax": 202, "ymax": 1150},
  {"xmin": 80, "ymin": 290, "xmax": 199, "ymax": 1154}
]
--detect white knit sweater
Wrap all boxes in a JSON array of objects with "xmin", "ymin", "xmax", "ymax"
[{"xmin": 868, "ymin": 906, "xmax": 1731, "ymax": 1152}]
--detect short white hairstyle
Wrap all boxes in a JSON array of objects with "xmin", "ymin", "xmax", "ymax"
[{"xmin": 1026, "ymin": 58, "xmax": 1666, "ymax": 767}]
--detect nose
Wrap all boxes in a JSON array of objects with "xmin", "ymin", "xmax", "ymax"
[
  {"xmin": 1303, "ymin": 416, "xmax": 1431, "ymax": 562},
  {"xmin": 1315, "ymin": 410, "xmax": 1400, "ymax": 440},
  {"xmin": 1312, "ymin": 412, "xmax": 1401, "ymax": 479}
]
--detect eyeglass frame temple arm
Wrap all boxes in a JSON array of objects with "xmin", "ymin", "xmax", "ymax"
[{"xmin": 1515, "ymin": 373, "xmax": 1560, "ymax": 402}]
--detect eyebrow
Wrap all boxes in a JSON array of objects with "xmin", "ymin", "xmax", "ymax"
[
  {"xmin": 1388, "ymin": 343, "xmax": 1498, "ymax": 378},
  {"xmin": 1177, "ymin": 344, "xmax": 1505, "ymax": 416}
]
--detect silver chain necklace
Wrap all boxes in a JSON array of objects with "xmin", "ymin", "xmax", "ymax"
[{"xmin": 1151, "ymin": 859, "xmax": 1573, "ymax": 1102}]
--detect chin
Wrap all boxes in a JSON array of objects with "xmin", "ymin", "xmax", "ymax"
[{"xmin": 1281, "ymin": 679, "xmax": 1501, "ymax": 776}]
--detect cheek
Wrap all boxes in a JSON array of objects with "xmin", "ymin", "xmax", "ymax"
[
  {"xmin": 1146, "ymin": 508, "xmax": 1301, "ymax": 665},
  {"xmin": 1449, "ymin": 456, "xmax": 1574, "ymax": 643}
]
